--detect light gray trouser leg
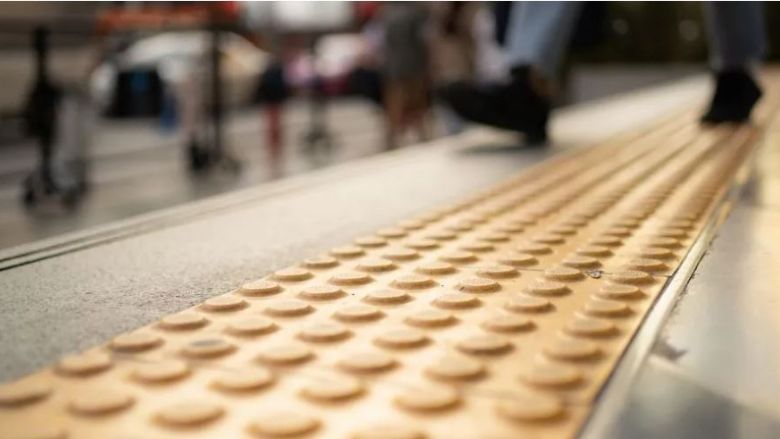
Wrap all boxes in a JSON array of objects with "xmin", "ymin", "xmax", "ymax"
[
  {"xmin": 704, "ymin": 1, "xmax": 766, "ymax": 70},
  {"xmin": 505, "ymin": 1, "xmax": 583, "ymax": 79}
]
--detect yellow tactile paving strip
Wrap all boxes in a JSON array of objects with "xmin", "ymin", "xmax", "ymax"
[{"xmin": 1, "ymin": 94, "xmax": 776, "ymax": 439}]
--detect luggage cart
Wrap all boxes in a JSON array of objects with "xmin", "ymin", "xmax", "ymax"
[{"xmin": 22, "ymin": 27, "xmax": 91, "ymax": 209}]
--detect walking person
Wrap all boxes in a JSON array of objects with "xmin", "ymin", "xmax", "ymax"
[{"xmin": 440, "ymin": 2, "xmax": 766, "ymax": 145}]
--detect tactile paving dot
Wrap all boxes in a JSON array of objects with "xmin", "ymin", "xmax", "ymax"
[
  {"xmin": 624, "ymin": 258, "xmax": 668, "ymax": 272},
  {"xmin": 364, "ymin": 289, "xmax": 412, "ymax": 305},
  {"xmin": 331, "ymin": 245, "xmax": 366, "ymax": 259},
  {"xmin": 68, "ymin": 390, "xmax": 134, "ymax": 416},
  {"xmin": 391, "ymin": 274, "xmax": 435, "ymax": 290},
  {"xmin": 576, "ymin": 245, "xmax": 612, "ymax": 257},
  {"xmin": 0, "ymin": 379, "xmax": 51, "ymax": 407},
  {"xmin": 132, "ymin": 360, "xmax": 190, "ymax": 383},
  {"xmin": 438, "ymin": 251, "xmax": 478, "ymax": 264},
  {"xmin": 159, "ymin": 312, "xmax": 208, "ymax": 330},
  {"xmin": 476, "ymin": 265, "xmax": 519, "ymax": 279},
  {"xmin": 446, "ymin": 221, "xmax": 475, "ymax": 232},
  {"xmin": 257, "ymin": 344, "xmax": 314, "ymax": 366},
  {"xmin": 300, "ymin": 375, "xmax": 364, "ymax": 402},
  {"xmin": 333, "ymin": 304, "xmax": 384, "ymax": 322},
  {"xmin": 405, "ymin": 309, "xmax": 457, "ymax": 327},
  {"xmin": 645, "ymin": 236, "xmax": 682, "ymax": 248},
  {"xmin": 382, "ymin": 248, "xmax": 420, "ymax": 261},
  {"xmin": 498, "ymin": 252, "xmax": 538, "ymax": 267},
  {"xmin": 156, "ymin": 401, "xmax": 224, "ymax": 427},
  {"xmin": 299, "ymin": 285, "xmax": 346, "ymax": 301},
  {"xmin": 182, "ymin": 337, "xmax": 236, "ymax": 358},
  {"xmin": 226, "ymin": 316, "xmax": 277, "ymax": 336},
  {"xmin": 377, "ymin": 227, "xmax": 408, "ymax": 239},
  {"xmin": 633, "ymin": 247, "xmax": 674, "ymax": 259},
  {"xmin": 337, "ymin": 351, "xmax": 397, "ymax": 374},
  {"xmin": 457, "ymin": 277, "xmax": 501, "ymax": 293},
  {"xmin": 330, "ymin": 271, "xmax": 373, "ymax": 286},
  {"xmin": 110, "ymin": 331, "xmax": 163, "ymax": 352},
  {"xmin": 495, "ymin": 394, "xmax": 565, "ymax": 422},
  {"xmin": 240, "ymin": 280, "xmax": 283, "ymax": 297},
  {"xmin": 520, "ymin": 363, "xmax": 583, "ymax": 388},
  {"xmin": 398, "ymin": 219, "xmax": 425, "ymax": 230},
  {"xmin": 374, "ymin": 329, "xmax": 429, "ymax": 349},
  {"xmin": 426, "ymin": 231, "xmax": 457, "ymax": 241},
  {"xmin": 532, "ymin": 233, "xmax": 566, "ymax": 245},
  {"xmin": 560, "ymin": 217, "xmax": 588, "ymax": 228},
  {"xmin": 459, "ymin": 242, "xmax": 495, "ymax": 253},
  {"xmin": 394, "ymin": 385, "xmax": 460, "ymax": 412},
  {"xmin": 481, "ymin": 314, "xmax": 534, "ymax": 333},
  {"xmin": 57, "ymin": 352, "xmax": 112, "ymax": 376},
  {"xmin": 562, "ymin": 256, "xmax": 601, "ymax": 269},
  {"xmin": 525, "ymin": 281, "xmax": 570, "ymax": 297},
  {"xmin": 613, "ymin": 218, "xmax": 640, "ymax": 228},
  {"xmin": 549, "ymin": 225, "xmax": 578, "ymax": 236},
  {"xmin": 5, "ymin": 425, "xmax": 67, "ymax": 439},
  {"xmin": 495, "ymin": 223, "xmax": 525, "ymax": 234},
  {"xmin": 357, "ymin": 258, "xmax": 397, "ymax": 273},
  {"xmin": 272, "ymin": 267, "xmax": 313, "ymax": 282},
  {"xmin": 505, "ymin": 295, "xmax": 553, "ymax": 313},
  {"xmin": 415, "ymin": 262, "xmax": 457, "ymax": 276},
  {"xmin": 543, "ymin": 337, "xmax": 601, "ymax": 361},
  {"xmin": 602, "ymin": 226, "xmax": 632, "ymax": 238},
  {"xmin": 265, "ymin": 300, "xmax": 314, "ymax": 317},
  {"xmin": 355, "ymin": 236, "xmax": 388, "ymax": 248},
  {"xmin": 564, "ymin": 317, "xmax": 618, "ymax": 338},
  {"xmin": 302, "ymin": 256, "xmax": 340, "ymax": 270},
  {"xmin": 298, "ymin": 323, "xmax": 351, "ymax": 342},
  {"xmin": 425, "ymin": 355, "xmax": 485, "ymax": 381},
  {"xmin": 589, "ymin": 236, "xmax": 622, "ymax": 247},
  {"xmin": 665, "ymin": 219, "xmax": 694, "ymax": 229},
  {"xmin": 596, "ymin": 284, "xmax": 644, "ymax": 300},
  {"xmin": 516, "ymin": 243, "xmax": 552, "ymax": 255},
  {"xmin": 202, "ymin": 295, "xmax": 247, "ymax": 312},
  {"xmin": 479, "ymin": 232, "xmax": 511, "ymax": 243},
  {"xmin": 404, "ymin": 239, "xmax": 439, "ymax": 251},
  {"xmin": 655, "ymin": 227, "xmax": 688, "ymax": 238},
  {"xmin": 457, "ymin": 334, "xmax": 512, "ymax": 355},
  {"xmin": 247, "ymin": 412, "xmax": 321, "ymax": 437},
  {"xmin": 212, "ymin": 369, "xmax": 275, "ymax": 392},
  {"xmin": 608, "ymin": 270, "xmax": 653, "ymax": 285},
  {"xmin": 544, "ymin": 267, "xmax": 585, "ymax": 282},
  {"xmin": 433, "ymin": 292, "xmax": 480, "ymax": 310},
  {"xmin": 3, "ymin": 111, "xmax": 762, "ymax": 438},
  {"xmin": 351, "ymin": 425, "xmax": 427, "ymax": 439},
  {"xmin": 583, "ymin": 299, "xmax": 632, "ymax": 318}
]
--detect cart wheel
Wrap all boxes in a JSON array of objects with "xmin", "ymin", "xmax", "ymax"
[
  {"xmin": 78, "ymin": 178, "xmax": 91, "ymax": 194},
  {"xmin": 189, "ymin": 143, "xmax": 211, "ymax": 172},
  {"xmin": 221, "ymin": 156, "xmax": 242, "ymax": 174},
  {"xmin": 61, "ymin": 189, "xmax": 82, "ymax": 210},
  {"xmin": 21, "ymin": 176, "xmax": 38, "ymax": 207},
  {"xmin": 22, "ymin": 187, "xmax": 37, "ymax": 207}
]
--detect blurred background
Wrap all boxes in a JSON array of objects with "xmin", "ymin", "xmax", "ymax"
[{"xmin": 1, "ymin": 1, "xmax": 778, "ymax": 250}]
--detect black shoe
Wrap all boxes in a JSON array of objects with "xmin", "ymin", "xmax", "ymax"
[
  {"xmin": 701, "ymin": 69, "xmax": 762, "ymax": 124},
  {"xmin": 438, "ymin": 66, "xmax": 551, "ymax": 145}
]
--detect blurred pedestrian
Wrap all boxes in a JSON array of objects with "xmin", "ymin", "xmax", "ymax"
[
  {"xmin": 429, "ymin": 2, "xmax": 508, "ymax": 135},
  {"xmin": 440, "ymin": 2, "xmax": 766, "ymax": 146},
  {"xmin": 380, "ymin": 2, "xmax": 434, "ymax": 149},
  {"xmin": 257, "ymin": 60, "xmax": 290, "ymax": 163}
]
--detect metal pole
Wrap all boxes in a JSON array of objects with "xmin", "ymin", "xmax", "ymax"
[{"xmin": 210, "ymin": 20, "xmax": 223, "ymax": 156}]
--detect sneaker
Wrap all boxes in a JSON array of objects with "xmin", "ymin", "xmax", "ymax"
[
  {"xmin": 701, "ymin": 69, "xmax": 762, "ymax": 124},
  {"xmin": 438, "ymin": 66, "xmax": 551, "ymax": 145}
]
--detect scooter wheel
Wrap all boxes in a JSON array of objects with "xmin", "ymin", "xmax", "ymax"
[
  {"xmin": 22, "ymin": 187, "xmax": 37, "ymax": 206},
  {"xmin": 188, "ymin": 143, "xmax": 212, "ymax": 172},
  {"xmin": 62, "ymin": 189, "xmax": 82, "ymax": 210}
]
